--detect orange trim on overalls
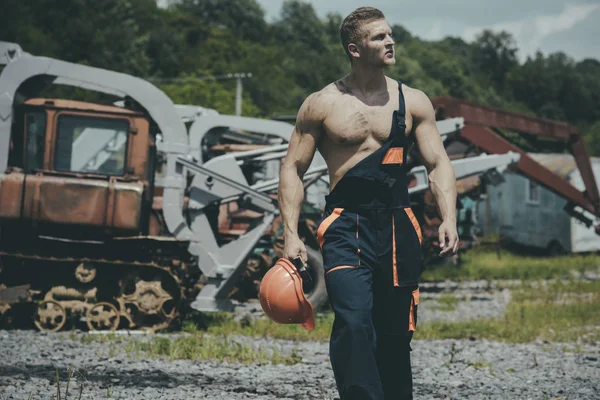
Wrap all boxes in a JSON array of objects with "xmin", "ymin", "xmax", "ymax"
[
  {"xmin": 392, "ymin": 216, "xmax": 398, "ymax": 286},
  {"xmin": 356, "ymin": 213, "xmax": 361, "ymax": 266},
  {"xmin": 382, "ymin": 148, "xmax": 404, "ymax": 164},
  {"xmin": 326, "ymin": 265, "xmax": 359, "ymax": 275},
  {"xmin": 409, "ymin": 288, "xmax": 420, "ymax": 331},
  {"xmin": 404, "ymin": 208, "xmax": 422, "ymax": 245},
  {"xmin": 317, "ymin": 208, "xmax": 343, "ymax": 249}
]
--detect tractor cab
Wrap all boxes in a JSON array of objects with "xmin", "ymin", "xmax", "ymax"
[{"xmin": 0, "ymin": 99, "xmax": 155, "ymax": 239}]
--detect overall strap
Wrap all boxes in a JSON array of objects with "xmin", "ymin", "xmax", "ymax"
[
  {"xmin": 397, "ymin": 80, "xmax": 406, "ymax": 116},
  {"xmin": 397, "ymin": 80, "xmax": 406, "ymax": 129}
]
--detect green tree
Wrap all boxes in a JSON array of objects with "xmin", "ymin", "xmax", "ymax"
[
  {"xmin": 173, "ymin": 0, "xmax": 268, "ymax": 42},
  {"xmin": 274, "ymin": 0, "xmax": 326, "ymax": 52},
  {"xmin": 159, "ymin": 77, "xmax": 261, "ymax": 116},
  {"xmin": 471, "ymin": 30, "xmax": 519, "ymax": 90},
  {"xmin": 584, "ymin": 121, "xmax": 600, "ymax": 157}
]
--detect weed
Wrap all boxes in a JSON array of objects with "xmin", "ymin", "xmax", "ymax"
[
  {"xmin": 445, "ymin": 342, "xmax": 460, "ymax": 368},
  {"xmin": 469, "ymin": 361, "xmax": 490, "ymax": 369},
  {"xmin": 49, "ymin": 365, "xmax": 84, "ymax": 400}
]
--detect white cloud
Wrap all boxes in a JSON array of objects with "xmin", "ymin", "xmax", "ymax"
[{"xmin": 462, "ymin": 3, "xmax": 600, "ymax": 61}]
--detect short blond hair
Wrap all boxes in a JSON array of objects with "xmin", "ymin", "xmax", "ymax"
[{"xmin": 340, "ymin": 7, "xmax": 386, "ymax": 62}]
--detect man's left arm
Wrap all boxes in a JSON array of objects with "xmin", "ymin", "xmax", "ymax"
[{"xmin": 410, "ymin": 89, "xmax": 459, "ymax": 256}]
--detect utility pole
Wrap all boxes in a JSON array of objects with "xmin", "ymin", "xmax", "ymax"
[{"xmin": 230, "ymin": 72, "xmax": 252, "ymax": 116}]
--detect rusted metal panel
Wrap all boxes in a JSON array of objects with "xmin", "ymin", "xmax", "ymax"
[
  {"xmin": 0, "ymin": 171, "xmax": 25, "ymax": 219},
  {"xmin": 112, "ymin": 183, "xmax": 145, "ymax": 230},
  {"xmin": 22, "ymin": 174, "xmax": 143, "ymax": 231},
  {"xmin": 432, "ymin": 95, "xmax": 576, "ymax": 138},
  {"xmin": 25, "ymin": 98, "xmax": 142, "ymax": 116},
  {"xmin": 460, "ymin": 125, "xmax": 595, "ymax": 215},
  {"xmin": 128, "ymin": 117, "xmax": 151, "ymax": 180}
]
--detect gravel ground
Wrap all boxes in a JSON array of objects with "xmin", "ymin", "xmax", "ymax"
[
  {"xmin": 1, "ymin": 331, "xmax": 598, "ymax": 399},
  {"xmin": 1, "ymin": 282, "xmax": 599, "ymax": 400}
]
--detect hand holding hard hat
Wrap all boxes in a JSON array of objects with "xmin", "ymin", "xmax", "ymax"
[{"xmin": 258, "ymin": 257, "xmax": 315, "ymax": 331}]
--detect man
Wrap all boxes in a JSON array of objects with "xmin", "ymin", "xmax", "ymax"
[{"xmin": 278, "ymin": 6, "xmax": 458, "ymax": 400}]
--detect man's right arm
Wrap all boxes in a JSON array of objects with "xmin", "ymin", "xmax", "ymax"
[{"xmin": 278, "ymin": 92, "xmax": 326, "ymax": 263}]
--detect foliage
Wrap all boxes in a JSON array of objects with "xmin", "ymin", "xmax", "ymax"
[{"xmin": 2, "ymin": 0, "xmax": 600, "ymax": 154}]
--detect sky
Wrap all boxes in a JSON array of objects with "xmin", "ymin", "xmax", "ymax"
[{"xmin": 254, "ymin": 0, "xmax": 600, "ymax": 62}]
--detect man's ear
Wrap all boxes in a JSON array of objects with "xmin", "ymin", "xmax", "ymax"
[{"xmin": 348, "ymin": 43, "xmax": 360, "ymax": 60}]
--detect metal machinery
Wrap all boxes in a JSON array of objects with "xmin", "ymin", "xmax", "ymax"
[
  {"xmin": 427, "ymin": 96, "xmax": 600, "ymax": 255},
  {"xmin": 0, "ymin": 41, "xmax": 525, "ymax": 332}
]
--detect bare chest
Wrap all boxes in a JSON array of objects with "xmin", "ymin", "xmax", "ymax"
[{"xmin": 323, "ymin": 98, "xmax": 410, "ymax": 147}]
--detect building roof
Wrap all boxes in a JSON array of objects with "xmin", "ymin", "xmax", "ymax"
[{"xmin": 528, "ymin": 153, "xmax": 591, "ymax": 180}]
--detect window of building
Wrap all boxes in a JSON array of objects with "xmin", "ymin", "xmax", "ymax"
[
  {"xmin": 25, "ymin": 111, "xmax": 47, "ymax": 170},
  {"xmin": 526, "ymin": 179, "xmax": 540, "ymax": 204},
  {"xmin": 55, "ymin": 115, "xmax": 129, "ymax": 176}
]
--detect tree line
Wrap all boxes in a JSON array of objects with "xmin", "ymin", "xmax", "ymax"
[{"xmin": 3, "ymin": 0, "xmax": 600, "ymax": 155}]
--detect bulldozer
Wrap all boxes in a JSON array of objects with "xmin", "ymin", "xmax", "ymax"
[{"xmin": 0, "ymin": 41, "xmax": 523, "ymax": 332}]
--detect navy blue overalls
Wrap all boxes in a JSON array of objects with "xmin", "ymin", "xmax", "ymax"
[{"xmin": 316, "ymin": 81, "xmax": 422, "ymax": 400}]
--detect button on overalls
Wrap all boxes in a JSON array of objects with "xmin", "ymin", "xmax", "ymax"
[{"xmin": 316, "ymin": 81, "xmax": 422, "ymax": 400}]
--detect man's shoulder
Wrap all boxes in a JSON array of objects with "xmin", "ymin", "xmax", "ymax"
[
  {"xmin": 298, "ymin": 83, "xmax": 342, "ymax": 120},
  {"xmin": 401, "ymin": 83, "xmax": 426, "ymax": 99},
  {"xmin": 400, "ymin": 83, "xmax": 432, "ymax": 114},
  {"xmin": 305, "ymin": 83, "xmax": 342, "ymax": 105}
]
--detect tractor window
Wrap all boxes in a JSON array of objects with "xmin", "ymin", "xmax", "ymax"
[
  {"xmin": 55, "ymin": 115, "xmax": 129, "ymax": 175},
  {"xmin": 25, "ymin": 111, "xmax": 47, "ymax": 170}
]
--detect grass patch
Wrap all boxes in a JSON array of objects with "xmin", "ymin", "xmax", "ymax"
[
  {"xmin": 185, "ymin": 279, "xmax": 600, "ymax": 344},
  {"xmin": 70, "ymin": 332, "xmax": 119, "ymax": 345},
  {"xmin": 186, "ymin": 312, "xmax": 334, "ymax": 342},
  {"xmin": 421, "ymin": 248, "xmax": 600, "ymax": 281},
  {"xmin": 433, "ymin": 294, "xmax": 459, "ymax": 311},
  {"xmin": 415, "ymin": 280, "xmax": 600, "ymax": 344},
  {"xmin": 72, "ymin": 329, "xmax": 304, "ymax": 365},
  {"xmin": 124, "ymin": 335, "xmax": 302, "ymax": 365}
]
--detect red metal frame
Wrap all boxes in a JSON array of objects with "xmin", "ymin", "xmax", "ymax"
[{"xmin": 431, "ymin": 96, "xmax": 600, "ymax": 218}]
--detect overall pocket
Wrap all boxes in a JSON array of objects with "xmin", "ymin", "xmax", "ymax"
[{"xmin": 318, "ymin": 209, "xmax": 361, "ymax": 274}]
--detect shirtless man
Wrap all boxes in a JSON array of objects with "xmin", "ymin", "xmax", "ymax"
[{"xmin": 278, "ymin": 7, "xmax": 458, "ymax": 400}]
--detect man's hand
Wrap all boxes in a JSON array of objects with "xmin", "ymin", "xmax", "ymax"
[
  {"xmin": 438, "ymin": 219, "xmax": 459, "ymax": 256},
  {"xmin": 283, "ymin": 235, "xmax": 308, "ymax": 264}
]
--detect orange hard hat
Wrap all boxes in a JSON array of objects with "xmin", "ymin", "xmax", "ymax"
[{"xmin": 259, "ymin": 258, "xmax": 315, "ymax": 331}]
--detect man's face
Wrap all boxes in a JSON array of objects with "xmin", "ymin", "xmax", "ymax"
[{"xmin": 356, "ymin": 19, "xmax": 395, "ymax": 67}]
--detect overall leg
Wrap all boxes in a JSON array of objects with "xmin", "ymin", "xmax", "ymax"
[
  {"xmin": 371, "ymin": 208, "xmax": 422, "ymax": 400},
  {"xmin": 373, "ymin": 285, "xmax": 417, "ymax": 400},
  {"xmin": 326, "ymin": 266, "xmax": 384, "ymax": 400}
]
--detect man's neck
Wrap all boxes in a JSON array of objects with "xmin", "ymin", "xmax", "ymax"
[{"xmin": 346, "ymin": 65, "xmax": 387, "ymax": 96}]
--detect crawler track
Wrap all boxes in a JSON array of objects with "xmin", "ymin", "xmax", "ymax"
[{"xmin": 0, "ymin": 237, "xmax": 196, "ymax": 332}]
